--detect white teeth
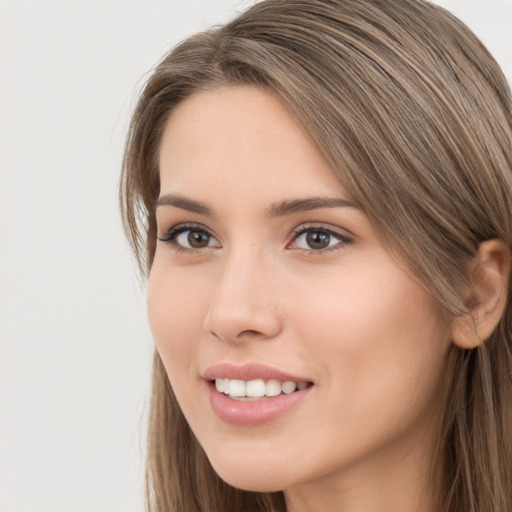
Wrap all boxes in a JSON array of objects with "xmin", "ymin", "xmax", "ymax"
[
  {"xmin": 281, "ymin": 381, "xmax": 296, "ymax": 394},
  {"xmin": 214, "ymin": 377, "xmax": 310, "ymax": 398},
  {"xmin": 228, "ymin": 379, "xmax": 246, "ymax": 397},
  {"xmin": 266, "ymin": 379, "xmax": 282, "ymax": 397},
  {"xmin": 246, "ymin": 379, "xmax": 266, "ymax": 397}
]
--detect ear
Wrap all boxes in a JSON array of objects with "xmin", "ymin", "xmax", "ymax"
[{"xmin": 452, "ymin": 239, "xmax": 511, "ymax": 349}]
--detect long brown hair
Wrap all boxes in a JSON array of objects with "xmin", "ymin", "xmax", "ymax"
[{"xmin": 120, "ymin": 1, "xmax": 512, "ymax": 510}]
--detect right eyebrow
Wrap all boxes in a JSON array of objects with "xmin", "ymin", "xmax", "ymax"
[{"xmin": 154, "ymin": 194, "xmax": 211, "ymax": 215}]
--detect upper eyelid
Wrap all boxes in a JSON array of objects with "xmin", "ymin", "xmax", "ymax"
[
  {"xmin": 290, "ymin": 223, "xmax": 353, "ymax": 239},
  {"xmin": 158, "ymin": 222, "xmax": 216, "ymax": 237},
  {"xmin": 158, "ymin": 222, "xmax": 349, "ymax": 235},
  {"xmin": 158, "ymin": 224, "xmax": 221, "ymax": 253},
  {"xmin": 157, "ymin": 222, "xmax": 353, "ymax": 250}
]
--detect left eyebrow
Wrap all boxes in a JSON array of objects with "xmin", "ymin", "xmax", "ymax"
[{"xmin": 267, "ymin": 197, "xmax": 358, "ymax": 217}]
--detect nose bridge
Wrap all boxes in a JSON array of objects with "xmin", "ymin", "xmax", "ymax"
[{"xmin": 203, "ymin": 245, "xmax": 281, "ymax": 343}]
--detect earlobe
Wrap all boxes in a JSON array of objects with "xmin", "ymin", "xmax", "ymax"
[{"xmin": 452, "ymin": 239, "xmax": 511, "ymax": 349}]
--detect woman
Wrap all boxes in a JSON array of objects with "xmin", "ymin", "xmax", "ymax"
[{"xmin": 120, "ymin": 0, "xmax": 512, "ymax": 510}]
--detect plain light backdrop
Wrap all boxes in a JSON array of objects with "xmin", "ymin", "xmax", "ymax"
[{"xmin": 1, "ymin": 1, "xmax": 511, "ymax": 511}]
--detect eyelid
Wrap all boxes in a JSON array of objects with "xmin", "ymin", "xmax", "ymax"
[
  {"xmin": 157, "ymin": 221, "xmax": 353, "ymax": 254},
  {"xmin": 287, "ymin": 224, "xmax": 353, "ymax": 252},
  {"xmin": 158, "ymin": 222, "xmax": 221, "ymax": 252}
]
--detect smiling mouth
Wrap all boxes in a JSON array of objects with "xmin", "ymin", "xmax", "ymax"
[{"xmin": 213, "ymin": 378, "xmax": 313, "ymax": 401}]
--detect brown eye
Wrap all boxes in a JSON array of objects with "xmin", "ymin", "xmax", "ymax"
[
  {"xmin": 291, "ymin": 226, "xmax": 351, "ymax": 252},
  {"xmin": 159, "ymin": 225, "xmax": 221, "ymax": 251},
  {"xmin": 305, "ymin": 230, "xmax": 331, "ymax": 250},
  {"xmin": 187, "ymin": 230, "xmax": 211, "ymax": 248}
]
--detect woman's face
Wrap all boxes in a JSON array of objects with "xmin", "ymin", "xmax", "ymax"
[{"xmin": 148, "ymin": 86, "xmax": 453, "ymax": 497}]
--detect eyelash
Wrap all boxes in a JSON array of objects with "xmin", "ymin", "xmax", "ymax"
[
  {"xmin": 289, "ymin": 225, "xmax": 352, "ymax": 254},
  {"xmin": 157, "ymin": 223, "xmax": 353, "ymax": 254},
  {"xmin": 158, "ymin": 223, "xmax": 217, "ymax": 254}
]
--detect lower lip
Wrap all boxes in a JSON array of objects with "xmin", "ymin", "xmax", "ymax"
[{"xmin": 206, "ymin": 381, "xmax": 312, "ymax": 426}]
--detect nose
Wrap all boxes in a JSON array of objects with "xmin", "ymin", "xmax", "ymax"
[{"xmin": 203, "ymin": 250, "xmax": 283, "ymax": 345}]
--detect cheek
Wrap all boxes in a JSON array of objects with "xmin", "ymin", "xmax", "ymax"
[
  {"xmin": 146, "ymin": 260, "xmax": 209, "ymax": 384},
  {"xmin": 288, "ymin": 262, "xmax": 450, "ymax": 402},
  {"xmin": 280, "ymin": 268, "xmax": 452, "ymax": 475}
]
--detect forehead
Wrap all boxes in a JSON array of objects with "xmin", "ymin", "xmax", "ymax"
[{"xmin": 158, "ymin": 86, "xmax": 348, "ymax": 202}]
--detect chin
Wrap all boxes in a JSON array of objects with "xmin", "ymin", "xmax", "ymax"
[{"xmin": 207, "ymin": 455, "xmax": 289, "ymax": 492}]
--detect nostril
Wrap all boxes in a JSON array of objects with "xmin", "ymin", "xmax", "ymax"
[
  {"xmin": 238, "ymin": 329, "xmax": 262, "ymax": 337},
  {"xmin": 203, "ymin": 295, "xmax": 283, "ymax": 344}
]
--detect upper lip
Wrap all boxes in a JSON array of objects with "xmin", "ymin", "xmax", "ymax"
[{"xmin": 202, "ymin": 362, "xmax": 313, "ymax": 383}]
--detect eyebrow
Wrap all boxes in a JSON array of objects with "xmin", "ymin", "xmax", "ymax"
[
  {"xmin": 267, "ymin": 197, "xmax": 357, "ymax": 217},
  {"xmin": 155, "ymin": 194, "xmax": 358, "ymax": 216},
  {"xmin": 155, "ymin": 194, "xmax": 211, "ymax": 214}
]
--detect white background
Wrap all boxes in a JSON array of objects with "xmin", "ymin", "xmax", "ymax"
[{"xmin": 1, "ymin": 1, "xmax": 511, "ymax": 511}]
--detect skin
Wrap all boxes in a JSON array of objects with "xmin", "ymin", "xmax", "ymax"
[{"xmin": 148, "ymin": 86, "xmax": 455, "ymax": 512}]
